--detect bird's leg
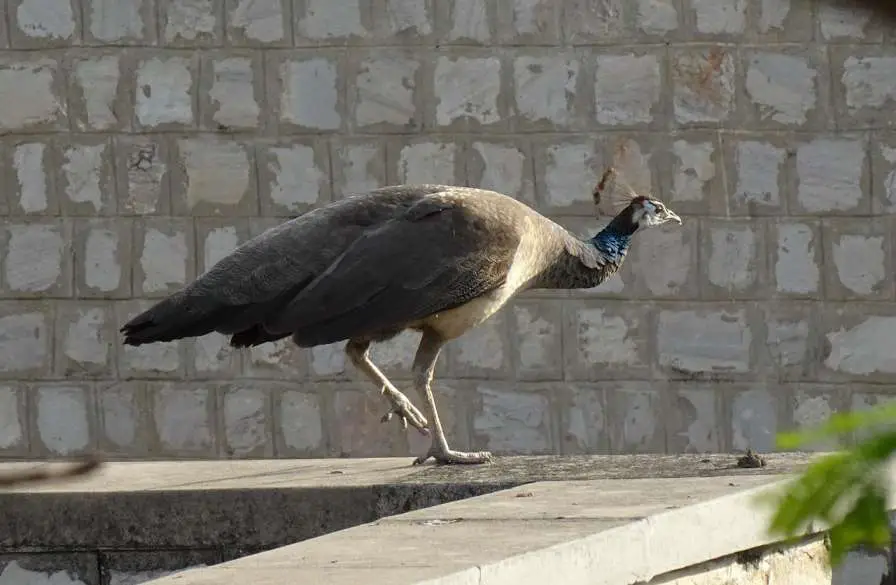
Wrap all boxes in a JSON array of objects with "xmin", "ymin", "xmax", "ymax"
[
  {"xmin": 411, "ymin": 330, "xmax": 493, "ymax": 465},
  {"xmin": 345, "ymin": 340, "xmax": 429, "ymax": 435}
]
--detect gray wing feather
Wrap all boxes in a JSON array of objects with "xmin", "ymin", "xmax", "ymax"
[{"xmin": 263, "ymin": 197, "xmax": 521, "ymax": 345}]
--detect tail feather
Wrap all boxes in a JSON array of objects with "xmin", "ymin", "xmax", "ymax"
[{"xmin": 121, "ymin": 294, "xmax": 221, "ymax": 346}]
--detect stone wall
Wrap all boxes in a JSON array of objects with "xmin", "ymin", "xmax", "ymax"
[{"xmin": 0, "ymin": 0, "xmax": 894, "ymax": 460}]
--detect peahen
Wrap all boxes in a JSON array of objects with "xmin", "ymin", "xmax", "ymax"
[{"xmin": 121, "ymin": 168, "xmax": 681, "ymax": 465}]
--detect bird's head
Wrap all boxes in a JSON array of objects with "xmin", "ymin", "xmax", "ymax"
[{"xmin": 592, "ymin": 167, "xmax": 681, "ymax": 234}]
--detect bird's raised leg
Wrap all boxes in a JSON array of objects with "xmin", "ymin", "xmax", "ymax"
[
  {"xmin": 345, "ymin": 340, "xmax": 429, "ymax": 435},
  {"xmin": 411, "ymin": 330, "xmax": 493, "ymax": 465}
]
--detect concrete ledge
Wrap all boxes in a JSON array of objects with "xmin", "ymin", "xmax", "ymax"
[{"xmin": 0, "ymin": 454, "xmax": 815, "ymax": 585}]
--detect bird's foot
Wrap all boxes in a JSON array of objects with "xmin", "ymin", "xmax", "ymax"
[
  {"xmin": 379, "ymin": 387, "xmax": 430, "ymax": 435},
  {"xmin": 412, "ymin": 446, "xmax": 493, "ymax": 466}
]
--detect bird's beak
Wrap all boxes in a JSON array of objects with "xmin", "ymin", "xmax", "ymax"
[{"xmin": 665, "ymin": 210, "xmax": 682, "ymax": 225}]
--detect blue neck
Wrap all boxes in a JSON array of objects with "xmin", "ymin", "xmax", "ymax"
[{"xmin": 590, "ymin": 226, "xmax": 632, "ymax": 264}]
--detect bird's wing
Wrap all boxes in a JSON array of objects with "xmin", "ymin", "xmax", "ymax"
[{"xmin": 263, "ymin": 196, "xmax": 522, "ymax": 345}]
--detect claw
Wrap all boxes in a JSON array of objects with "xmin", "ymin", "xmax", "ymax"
[{"xmin": 413, "ymin": 447, "xmax": 494, "ymax": 466}]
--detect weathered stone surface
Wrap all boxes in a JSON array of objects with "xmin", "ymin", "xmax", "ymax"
[
  {"xmin": 390, "ymin": 139, "xmax": 462, "ymax": 185},
  {"xmin": 67, "ymin": 52, "xmax": 126, "ymax": 132},
  {"xmin": 58, "ymin": 137, "xmax": 116, "ymax": 215},
  {"xmin": 3, "ymin": 220, "xmax": 72, "ymax": 298},
  {"xmin": 823, "ymin": 218, "xmax": 892, "ymax": 301},
  {"xmin": 510, "ymin": 300, "xmax": 562, "ymax": 381},
  {"xmin": 274, "ymin": 387, "xmax": 325, "ymax": 456},
  {"xmin": 467, "ymin": 139, "xmax": 535, "ymax": 205},
  {"xmin": 8, "ymin": 0, "xmax": 80, "ymax": 47},
  {"xmin": 634, "ymin": 0, "xmax": 679, "ymax": 38},
  {"xmin": 4, "ymin": 138, "xmax": 57, "ymax": 215},
  {"xmin": 151, "ymin": 383, "xmax": 217, "ymax": 456},
  {"xmin": 665, "ymin": 131, "xmax": 726, "ymax": 216},
  {"xmin": 114, "ymin": 135, "xmax": 171, "ymax": 216},
  {"xmin": 332, "ymin": 386, "xmax": 407, "ymax": 457},
  {"xmin": 559, "ymin": 384, "xmax": 608, "ymax": 454},
  {"xmin": 437, "ymin": 0, "xmax": 496, "ymax": 43},
  {"xmin": 513, "ymin": 51, "xmax": 582, "ymax": 130},
  {"xmin": 817, "ymin": 2, "xmax": 881, "ymax": 42},
  {"xmin": 770, "ymin": 220, "xmax": 822, "ymax": 297},
  {"xmin": 55, "ymin": 301, "xmax": 115, "ymax": 378},
  {"xmin": 666, "ymin": 384, "xmax": 721, "ymax": 453},
  {"xmin": 295, "ymin": 0, "xmax": 369, "ymax": 43},
  {"xmin": 351, "ymin": 50, "xmax": 420, "ymax": 131},
  {"xmin": 763, "ymin": 302, "xmax": 817, "ymax": 381},
  {"xmin": 97, "ymin": 381, "xmax": 151, "ymax": 456},
  {"xmin": 84, "ymin": 0, "xmax": 156, "ymax": 44},
  {"xmin": 607, "ymin": 383, "xmax": 665, "ymax": 453},
  {"xmin": 498, "ymin": 0, "xmax": 560, "ymax": 44},
  {"xmin": 221, "ymin": 385, "xmax": 273, "ymax": 457},
  {"xmin": 793, "ymin": 134, "xmax": 869, "ymax": 215},
  {"xmin": 0, "ymin": 56, "xmax": 66, "ymax": 132},
  {"xmin": 832, "ymin": 46, "xmax": 896, "ymax": 129},
  {"xmin": 594, "ymin": 50, "xmax": 663, "ymax": 128},
  {"xmin": 160, "ymin": 0, "xmax": 223, "ymax": 45},
  {"xmin": 671, "ymin": 47, "xmax": 736, "ymax": 126},
  {"xmin": 472, "ymin": 384, "xmax": 552, "ymax": 455},
  {"xmin": 821, "ymin": 306, "xmax": 896, "ymax": 381},
  {"xmin": 200, "ymin": 51, "xmax": 264, "ymax": 131},
  {"xmin": 330, "ymin": 138, "xmax": 387, "ymax": 199},
  {"xmin": 0, "ymin": 303, "xmax": 52, "ymax": 378},
  {"xmin": 700, "ymin": 218, "xmax": 766, "ymax": 299},
  {"xmin": 724, "ymin": 135, "xmax": 789, "ymax": 215},
  {"xmin": 134, "ymin": 53, "xmax": 198, "ymax": 130},
  {"xmin": 171, "ymin": 137, "xmax": 257, "ymax": 216},
  {"xmin": 32, "ymin": 383, "xmax": 94, "ymax": 456},
  {"xmin": 271, "ymin": 52, "xmax": 343, "ymax": 131},
  {"xmin": 753, "ymin": 0, "xmax": 814, "ymax": 42},
  {"xmin": 631, "ymin": 220, "xmax": 699, "ymax": 298},
  {"xmin": 787, "ymin": 384, "xmax": 845, "ymax": 451},
  {"xmin": 0, "ymin": 385, "xmax": 27, "ymax": 455},
  {"xmin": 683, "ymin": 0, "xmax": 747, "ymax": 38},
  {"xmin": 74, "ymin": 218, "xmax": 132, "ymax": 299},
  {"xmin": 448, "ymin": 312, "xmax": 509, "ymax": 378},
  {"xmin": 433, "ymin": 54, "xmax": 503, "ymax": 130},
  {"xmin": 742, "ymin": 47, "xmax": 827, "ymax": 129},
  {"xmin": 116, "ymin": 301, "xmax": 186, "ymax": 380},
  {"xmin": 0, "ymin": 555, "xmax": 99, "ymax": 585},
  {"xmin": 257, "ymin": 139, "xmax": 330, "ymax": 215},
  {"xmin": 657, "ymin": 308, "xmax": 753, "ymax": 377},
  {"xmin": 562, "ymin": 0, "xmax": 627, "ymax": 44},
  {"xmin": 564, "ymin": 301, "xmax": 652, "ymax": 380},
  {"xmin": 533, "ymin": 138, "xmax": 601, "ymax": 213},
  {"xmin": 133, "ymin": 218, "xmax": 194, "ymax": 298},
  {"xmin": 729, "ymin": 385, "xmax": 778, "ymax": 452},
  {"xmin": 226, "ymin": 0, "xmax": 289, "ymax": 45}
]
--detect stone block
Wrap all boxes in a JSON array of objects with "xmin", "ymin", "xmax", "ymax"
[
  {"xmin": 0, "ymin": 55, "xmax": 66, "ymax": 133},
  {"xmin": 533, "ymin": 137, "xmax": 604, "ymax": 215},
  {"xmin": 446, "ymin": 311, "xmax": 509, "ymax": 378},
  {"xmin": 54, "ymin": 301, "xmax": 115, "ymax": 379},
  {"xmin": 670, "ymin": 46, "xmax": 737, "ymax": 127},
  {"xmin": 436, "ymin": 0, "xmax": 498, "ymax": 43},
  {"xmin": 191, "ymin": 331, "xmax": 242, "ymax": 379},
  {"xmin": 3, "ymin": 137, "xmax": 58, "ymax": 215},
  {"xmin": 769, "ymin": 219, "xmax": 822, "ymax": 297},
  {"xmin": 199, "ymin": 50, "xmax": 264, "ymax": 131},
  {"xmin": 134, "ymin": 52, "xmax": 199, "ymax": 131},
  {"xmin": 329, "ymin": 137, "xmax": 387, "ymax": 199},
  {"xmin": 820, "ymin": 304, "xmax": 896, "ymax": 383},
  {"xmin": 221, "ymin": 385, "xmax": 273, "ymax": 457},
  {"xmin": 268, "ymin": 50, "xmax": 344, "ymax": 132},
  {"xmin": 632, "ymin": 0, "xmax": 680, "ymax": 40},
  {"xmin": 682, "ymin": 0, "xmax": 746, "ymax": 39},
  {"xmin": 850, "ymin": 391, "xmax": 896, "ymax": 442},
  {"xmin": 664, "ymin": 131, "xmax": 726, "ymax": 216},
  {"xmin": 823, "ymin": 217, "xmax": 893, "ymax": 301},
  {"xmin": 195, "ymin": 218, "xmax": 249, "ymax": 274},
  {"xmin": 762, "ymin": 301, "xmax": 818, "ymax": 381},
  {"xmin": 872, "ymin": 131, "xmax": 896, "ymax": 214},
  {"xmin": 58, "ymin": 136, "xmax": 116, "ymax": 215},
  {"xmin": 728, "ymin": 385, "xmax": 778, "ymax": 452},
  {"xmin": 31, "ymin": 383, "xmax": 95, "ymax": 456},
  {"xmin": 368, "ymin": 330, "xmax": 421, "ymax": 380},
  {"xmin": 511, "ymin": 51, "xmax": 583, "ymax": 131},
  {"xmin": 0, "ymin": 302, "xmax": 52, "ymax": 378},
  {"xmin": 816, "ymin": 2, "xmax": 882, "ymax": 42},
  {"xmin": 0, "ymin": 143, "xmax": 7, "ymax": 218},
  {"xmin": 3, "ymin": 220, "xmax": 72, "ymax": 298},
  {"xmin": 84, "ymin": 0, "xmax": 156, "ymax": 44},
  {"xmin": 171, "ymin": 136, "xmax": 258, "ymax": 216},
  {"xmin": 331, "ymin": 385, "xmax": 408, "ymax": 457},
  {"xmin": 722, "ymin": 134, "xmax": 790, "ymax": 216},
  {"xmin": 244, "ymin": 336, "xmax": 308, "ymax": 380},
  {"xmin": 133, "ymin": 218, "xmax": 194, "ymax": 298},
  {"xmin": 96, "ymin": 381, "xmax": 152, "ymax": 456},
  {"xmin": 751, "ymin": 0, "xmax": 813, "ymax": 42},
  {"xmin": 226, "ymin": 0, "xmax": 291, "ymax": 46},
  {"xmin": 370, "ymin": 0, "xmax": 434, "ymax": 42},
  {"xmin": 559, "ymin": 383, "xmax": 608, "ymax": 454},
  {"xmin": 666, "ymin": 384, "xmax": 722, "ymax": 454},
  {"xmin": 0, "ymin": 384, "xmax": 28, "ymax": 455},
  {"xmin": 831, "ymin": 46, "xmax": 896, "ymax": 130},
  {"xmin": 7, "ymin": 0, "xmax": 80, "ymax": 47},
  {"xmin": 349, "ymin": 49, "xmax": 422, "ymax": 132},
  {"xmin": 257, "ymin": 138, "xmax": 330, "ymax": 216},
  {"xmin": 562, "ymin": 0, "xmax": 628, "ymax": 44},
  {"xmin": 433, "ymin": 52, "xmax": 504, "ymax": 131},
  {"xmin": 700, "ymin": 218, "xmax": 767, "ymax": 299},
  {"xmin": 387, "ymin": 138, "xmax": 464, "ymax": 185},
  {"xmin": 159, "ymin": 0, "xmax": 224, "ymax": 45},
  {"xmin": 563, "ymin": 300, "xmax": 652, "ymax": 380},
  {"xmin": 604, "ymin": 383, "xmax": 664, "ymax": 453},
  {"xmin": 273, "ymin": 386, "xmax": 326, "ymax": 456},
  {"xmin": 113, "ymin": 135, "xmax": 172, "ymax": 216},
  {"xmin": 630, "ymin": 219, "xmax": 699, "ymax": 299},
  {"xmin": 656, "ymin": 306, "xmax": 753, "ymax": 378},
  {"xmin": 73, "ymin": 218, "xmax": 132, "ymax": 299},
  {"xmin": 831, "ymin": 550, "xmax": 892, "ymax": 585},
  {"xmin": 594, "ymin": 49, "xmax": 665, "ymax": 129},
  {"xmin": 0, "ymin": 554, "xmax": 99, "ymax": 585},
  {"xmin": 496, "ymin": 0, "xmax": 561, "ymax": 45},
  {"xmin": 66, "ymin": 51, "xmax": 128, "ymax": 132},
  {"xmin": 116, "ymin": 300, "xmax": 186, "ymax": 379},
  {"xmin": 467, "ymin": 138, "xmax": 535, "ymax": 205},
  {"xmin": 510, "ymin": 300, "xmax": 563, "ymax": 381},
  {"xmin": 101, "ymin": 551, "xmax": 224, "ymax": 585},
  {"xmin": 295, "ymin": 0, "xmax": 370, "ymax": 44},
  {"xmin": 308, "ymin": 342, "xmax": 349, "ymax": 379},
  {"xmin": 741, "ymin": 46, "xmax": 830, "ymax": 130},
  {"xmin": 472, "ymin": 383, "xmax": 553, "ymax": 455},
  {"xmin": 786, "ymin": 384, "xmax": 847, "ymax": 451},
  {"xmin": 792, "ymin": 133, "xmax": 870, "ymax": 215},
  {"xmin": 150, "ymin": 382, "xmax": 217, "ymax": 457}
]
